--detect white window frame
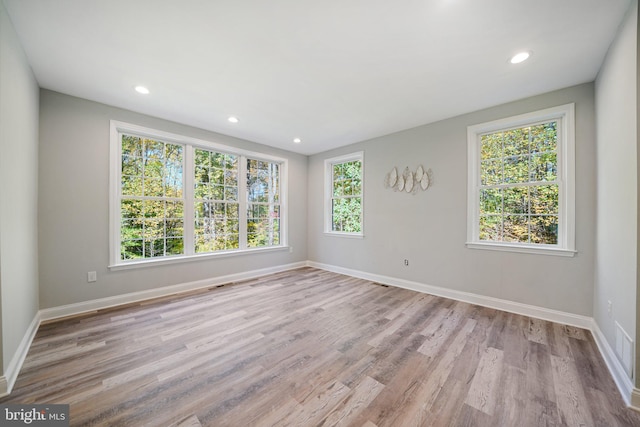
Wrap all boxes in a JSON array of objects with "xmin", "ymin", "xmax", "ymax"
[
  {"xmin": 324, "ymin": 151, "xmax": 364, "ymax": 237},
  {"xmin": 109, "ymin": 121, "xmax": 288, "ymax": 269},
  {"xmin": 466, "ymin": 104, "xmax": 576, "ymax": 257}
]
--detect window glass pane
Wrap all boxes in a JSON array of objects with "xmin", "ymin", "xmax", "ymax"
[
  {"xmin": 144, "ymin": 139, "xmax": 164, "ymax": 160},
  {"xmin": 503, "ymin": 127, "xmax": 529, "ymax": 156},
  {"xmin": 210, "ymin": 168, "xmax": 224, "ymax": 185},
  {"xmin": 332, "ymin": 197, "xmax": 361, "ymax": 233},
  {"xmin": 225, "ymin": 154, "xmax": 238, "ymax": 170},
  {"xmin": 120, "ymin": 196, "xmax": 183, "ymax": 260},
  {"xmin": 122, "ymin": 155, "xmax": 142, "ymax": 177},
  {"xmin": 530, "ymin": 185, "xmax": 558, "ymax": 215},
  {"xmin": 224, "ymin": 169, "xmax": 237, "ymax": 187},
  {"xmin": 122, "ymin": 175, "xmax": 143, "ymax": 196},
  {"xmin": 144, "ymin": 239, "xmax": 165, "ymax": 258},
  {"xmin": 479, "ymin": 215, "xmax": 502, "ymax": 241},
  {"xmin": 531, "ymin": 122, "xmax": 557, "ymax": 153},
  {"xmin": 143, "ymin": 178, "xmax": 163, "ymax": 197},
  {"xmin": 530, "ymin": 216, "xmax": 558, "ymax": 244},
  {"xmin": 121, "ymin": 199, "xmax": 142, "ymax": 219},
  {"xmin": 122, "ymin": 135, "xmax": 143, "ymax": 157},
  {"xmin": 121, "ymin": 239, "xmax": 143, "ymax": 260},
  {"xmin": 503, "ymin": 187, "xmax": 529, "ymax": 215},
  {"xmin": 143, "ymin": 218, "xmax": 164, "ymax": 240},
  {"xmin": 165, "ymin": 218, "xmax": 183, "ymax": 237},
  {"xmin": 503, "ymin": 155, "xmax": 530, "ymax": 183},
  {"xmin": 212, "ymin": 185, "xmax": 224, "ymax": 200},
  {"xmin": 333, "ymin": 180, "xmax": 343, "ymax": 197},
  {"xmin": 503, "ymin": 215, "xmax": 529, "ymax": 243},
  {"xmin": 531, "ymin": 152, "xmax": 557, "ymax": 182},
  {"xmin": 480, "ymin": 189, "xmax": 502, "ymax": 214},
  {"xmin": 480, "ymin": 159, "xmax": 502, "ymax": 186},
  {"xmin": 211, "ymin": 152, "xmax": 225, "ymax": 168},
  {"xmin": 166, "ymin": 237, "xmax": 184, "ymax": 255},
  {"xmin": 165, "ymin": 166, "xmax": 183, "ymax": 198},
  {"xmin": 121, "ymin": 219, "xmax": 143, "ymax": 240},
  {"xmin": 480, "ymin": 133, "xmax": 502, "ymax": 161},
  {"xmin": 122, "ymin": 135, "xmax": 183, "ymax": 200},
  {"xmin": 225, "ymin": 186, "xmax": 238, "ymax": 201},
  {"xmin": 344, "ymin": 161, "xmax": 361, "ymax": 183}
]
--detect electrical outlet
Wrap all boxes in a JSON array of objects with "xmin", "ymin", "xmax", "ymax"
[
  {"xmin": 607, "ymin": 300, "xmax": 613, "ymax": 318},
  {"xmin": 289, "ymin": 246, "xmax": 293, "ymax": 253},
  {"xmin": 404, "ymin": 259, "xmax": 409, "ymax": 266},
  {"xmin": 88, "ymin": 271, "xmax": 97, "ymax": 283}
]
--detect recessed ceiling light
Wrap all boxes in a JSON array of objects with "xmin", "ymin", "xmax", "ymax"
[
  {"xmin": 134, "ymin": 85, "xmax": 150, "ymax": 94},
  {"xmin": 510, "ymin": 51, "xmax": 531, "ymax": 64},
  {"xmin": 228, "ymin": 116, "xmax": 239, "ymax": 123},
  {"xmin": 293, "ymin": 138, "xmax": 302, "ymax": 143}
]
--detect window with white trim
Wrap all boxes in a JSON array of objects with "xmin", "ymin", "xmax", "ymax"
[
  {"xmin": 110, "ymin": 121, "xmax": 287, "ymax": 267},
  {"xmin": 466, "ymin": 104, "xmax": 575, "ymax": 256},
  {"xmin": 324, "ymin": 152, "xmax": 364, "ymax": 236}
]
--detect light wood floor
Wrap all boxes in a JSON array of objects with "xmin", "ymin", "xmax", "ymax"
[{"xmin": 3, "ymin": 267, "xmax": 640, "ymax": 426}]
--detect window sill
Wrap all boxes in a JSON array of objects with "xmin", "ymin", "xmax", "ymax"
[
  {"xmin": 109, "ymin": 245, "xmax": 290, "ymax": 271},
  {"xmin": 323, "ymin": 231, "xmax": 364, "ymax": 239},
  {"xmin": 465, "ymin": 242, "xmax": 576, "ymax": 257}
]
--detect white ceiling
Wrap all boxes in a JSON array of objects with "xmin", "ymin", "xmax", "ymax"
[{"xmin": 3, "ymin": 0, "xmax": 632, "ymax": 155}]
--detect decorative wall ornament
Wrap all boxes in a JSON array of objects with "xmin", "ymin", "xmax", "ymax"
[{"xmin": 384, "ymin": 165, "xmax": 432, "ymax": 194}]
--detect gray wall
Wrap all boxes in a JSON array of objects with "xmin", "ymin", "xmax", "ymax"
[
  {"xmin": 595, "ymin": 0, "xmax": 638, "ymax": 378},
  {"xmin": 308, "ymin": 83, "xmax": 596, "ymax": 316},
  {"xmin": 38, "ymin": 90, "xmax": 308, "ymax": 308},
  {"xmin": 0, "ymin": 1, "xmax": 40, "ymax": 373}
]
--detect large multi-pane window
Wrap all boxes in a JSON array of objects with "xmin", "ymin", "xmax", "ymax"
[
  {"xmin": 110, "ymin": 121, "xmax": 286, "ymax": 267},
  {"xmin": 324, "ymin": 152, "xmax": 363, "ymax": 235},
  {"xmin": 466, "ymin": 104, "xmax": 575, "ymax": 256}
]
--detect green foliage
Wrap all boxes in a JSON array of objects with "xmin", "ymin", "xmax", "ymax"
[
  {"xmin": 332, "ymin": 198, "xmax": 361, "ymax": 232},
  {"xmin": 120, "ymin": 135, "xmax": 185, "ymax": 260},
  {"xmin": 247, "ymin": 159, "xmax": 280, "ymax": 247},
  {"xmin": 478, "ymin": 123, "xmax": 559, "ymax": 245},
  {"xmin": 331, "ymin": 160, "xmax": 362, "ymax": 233},
  {"xmin": 120, "ymin": 138, "xmax": 283, "ymax": 259},
  {"xmin": 194, "ymin": 149, "xmax": 241, "ymax": 253}
]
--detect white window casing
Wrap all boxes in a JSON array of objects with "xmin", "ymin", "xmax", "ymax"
[
  {"xmin": 109, "ymin": 120, "xmax": 288, "ymax": 269},
  {"xmin": 466, "ymin": 104, "xmax": 576, "ymax": 257},
  {"xmin": 324, "ymin": 151, "xmax": 364, "ymax": 237}
]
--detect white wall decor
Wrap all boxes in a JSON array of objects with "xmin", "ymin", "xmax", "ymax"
[{"xmin": 384, "ymin": 165, "xmax": 432, "ymax": 194}]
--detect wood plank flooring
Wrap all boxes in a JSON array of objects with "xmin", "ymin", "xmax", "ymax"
[{"xmin": 2, "ymin": 267, "xmax": 640, "ymax": 426}]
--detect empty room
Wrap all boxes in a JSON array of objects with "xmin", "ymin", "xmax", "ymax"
[{"xmin": 1, "ymin": 0, "xmax": 639, "ymax": 425}]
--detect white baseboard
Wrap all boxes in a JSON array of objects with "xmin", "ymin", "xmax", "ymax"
[
  {"xmin": 307, "ymin": 261, "xmax": 592, "ymax": 329},
  {"xmin": 591, "ymin": 320, "xmax": 635, "ymax": 407},
  {"xmin": 1, "ymin": 311, "xmax": 41, "ymax": 397},
  {"xmin": 40, "ymin": 261, "xmax": 307, "ymax": 322}
]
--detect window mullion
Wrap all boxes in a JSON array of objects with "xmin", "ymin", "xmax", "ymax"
[
  {"xmin": 184, "ymin": 145, "xmax": 195, "ymax": 256},
  {"xmin": 238, "ymin": 155, "xmax": 248, "ymax": 250}
]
